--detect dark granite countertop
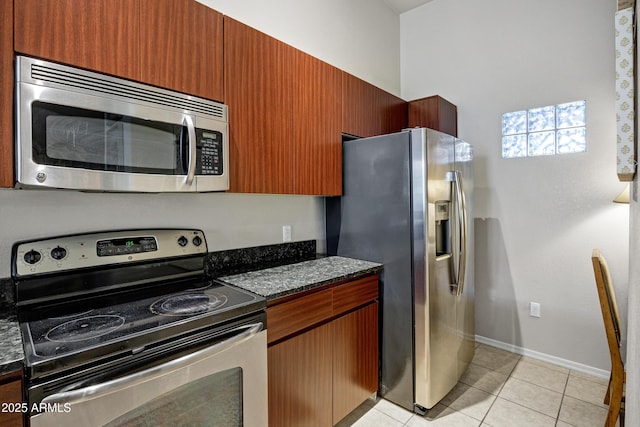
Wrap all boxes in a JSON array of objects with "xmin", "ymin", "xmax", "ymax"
[
  {"xmin": 0, "ymin": 279, "xmax": 24, "ymax": 375},
  {"xmin": 219, "ymin": 256, "xmax": 382, "ymax": 301}
]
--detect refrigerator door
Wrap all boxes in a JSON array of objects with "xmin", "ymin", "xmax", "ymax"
[
  {"xmin": 454, "ymin": 138, "xmax": 475, "ymax": 379},
  {"xmin": 413, "ymin": 128, "xmax": 460, "ymax": 410},
  {"xmin": 326, "ymin": 131, "xmax": 415, "ymax": 409}
]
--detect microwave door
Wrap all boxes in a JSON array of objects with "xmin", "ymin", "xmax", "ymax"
[{"xmin": 17, "ymin": 82, "xmax": 199, "ymax": 192}]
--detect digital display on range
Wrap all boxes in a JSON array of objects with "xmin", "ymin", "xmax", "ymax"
[{"xmin": 96, "ymin": 237, "xmax": 158, "ymax": 257}]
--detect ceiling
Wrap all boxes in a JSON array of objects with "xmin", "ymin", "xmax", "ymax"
[{"xmin": 383, "ymin": 0, "xmax": 433, "ymax": 14}]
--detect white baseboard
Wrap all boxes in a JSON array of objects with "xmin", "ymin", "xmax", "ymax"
[{"xmin": 475, "ymin": 335, "xmax": 610, "ymax": 380}]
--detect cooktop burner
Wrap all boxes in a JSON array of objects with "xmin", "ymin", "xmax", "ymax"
[
  {"xmin": 45, "ymin": 315, "xmax": 126, "ymax": 343},
  {"xmin": 150, "ymin": 291, "xmax": 229, "ymax": 316}
]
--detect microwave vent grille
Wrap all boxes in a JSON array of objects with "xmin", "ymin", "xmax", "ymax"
[{"xmin": 29, "ymin": 63, "xmax": 226, "ymax": 120}]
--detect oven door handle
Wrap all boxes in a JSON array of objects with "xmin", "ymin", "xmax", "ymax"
[{"xmin": 41, "ymin": 322, "xmax": 264, "ymax": 406}]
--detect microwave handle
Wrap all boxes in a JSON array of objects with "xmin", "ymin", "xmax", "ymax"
[{"xmin": 184, "ymin": 115, "xmax": 197, "ymax": 185}]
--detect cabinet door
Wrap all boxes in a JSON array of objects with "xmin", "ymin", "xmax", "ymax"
[
  {"xmin": 342, "ymin": 72, "xmax": 380, "ymax": 138},
  {"xmin": 268, "ymin": 322, "xmax": 333, "ymax": 427},
  {"xmin": 408, "ymin": 95, "xmax": 458, "ymax": 137},
  {"xmin": 332, "ymin": 302, "xmax": 379, "ymax": 424},
  {"xmin": 14, "ymin": 0, "xmax": 140, "ymax": 81},
  {"xmin": 139, "ymin": 0, "xmax": 223, "ymax": 101},
  {"xmin": 0, "ymin": 372, "xmax": 23, "ymax": 427},
  {"xmin": 293, "ymin": 51, "xmax": 342, "ymax": 195},
  {"xmin": 0, "ymin": 0, "xmax": 13, "ymax": 188},
  {"xmin": 342, "ymin": 72, "xmax": 407, "ymax": 138},
  {"xmin": 224, "ymin": 18, "xmax": 294, "ymax": 194}
]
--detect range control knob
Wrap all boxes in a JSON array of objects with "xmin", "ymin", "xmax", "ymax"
[
  {"xmin": 192, "ymin": 236, "xmax": 203, "ymax": 247},
  {"xmin": 51, "ymin": 246, "xmax": 67, "ymax": 260},
  {"xmin": 177, "ymin": 236, "xmax": 188, "ymax": 247},
  {"xmin": 24, "ymin": 250, "xmax": 42, "ymax": 265}
]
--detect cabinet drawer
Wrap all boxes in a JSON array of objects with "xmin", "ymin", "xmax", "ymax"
[
  {"xmin": 267, "ymin": 288, "xmax": 333, "ymax": 344},
  {"xmin": 332, "ymin": 275, "xmax": 379, "ymax": 316}
]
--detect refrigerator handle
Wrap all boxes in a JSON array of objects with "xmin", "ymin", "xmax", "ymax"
[{"xmin": 448, "ymin": 170, "xmax": 468, "ymax": 296}]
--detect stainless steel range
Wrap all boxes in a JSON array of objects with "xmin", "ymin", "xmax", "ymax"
[{"xmin": 12, "ymin": 229, "xmax": 267, "ymax": 427}]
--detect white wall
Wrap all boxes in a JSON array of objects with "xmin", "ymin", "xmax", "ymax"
[
  {"xmin": 196, "ymin": 0, "xmax": 402, "ymax": 97},
  {"xmin": 0, "ymin": 190, "xmax": 324, "ymax": 278},
  {"xmin": 1, "ymin": 0, "xmax": 402, "ymax": 279},
  {"xmin": 401, "ymin": 0, "xmax": 627, "ymax": 371}
]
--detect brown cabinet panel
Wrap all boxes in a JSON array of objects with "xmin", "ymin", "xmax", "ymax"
[
  {"xmin": 293, "ymin": 50, "xmax": 342, "ymax": 196},
  {"xmin": 380, "ymin": 90, "xmax": 409, "ymax": 135},
  {"xmin": 342, "ymin": 71, "xmax": 407, "ymax": 138},
  {"xmin": 342, "ymin": 72, "xmax": 379, "ymax": 138},
  {"xmin": 267, "ymin": 275, "xmax": 379, "ymax": 426},
  {"xmin": 14, "ymin": 0, "xmax": 140, "ymax": 81},
  {"xmin": 266, "ymin": 288, "xmax": 333, "ymax": 344},
  {"xmin": 139, "ymin": 0, "xmax": 223, "ymax": 101},
  {"xmin": 268, "ymin": 322, "xmax": 333, "ymax": 427},
  {"xmin": 332, "ymin": 275, "xmax": 378, "ymax": 315},
  {"xmin": 224, "ymin": 17, "xmax": 294, "ymax": 194},
  {"xmin": 0, "ymin": 371, "xmax": 23, "ymax": 427},
  {"xmin": 0, "ymin": 0, "xmax": 13, "ymax": 188},
  {"xmin": 333, "ymin": 302, "xmax": 379, "ymax": 424},
  {"xmin": 408, "ymin": 95, "xmax": 458, "ymax": 137}
]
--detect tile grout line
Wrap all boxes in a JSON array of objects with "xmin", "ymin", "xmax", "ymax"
[{"xmin": 554, "ymin": 368, "xmax": 571, "ymax": 427}]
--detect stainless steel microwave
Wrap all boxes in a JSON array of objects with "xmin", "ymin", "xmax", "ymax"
[{"xmin": 15, "ymin": 56, "xmax": 229, "ymax": 192}]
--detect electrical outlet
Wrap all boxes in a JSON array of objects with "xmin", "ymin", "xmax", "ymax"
[
  {"xmin": 282, "ymin": 225, "xmax": 292, "ymax": 242},
  {"xmin": 530, "ymin": 302, "xmax": 541, "ymax": 318}
]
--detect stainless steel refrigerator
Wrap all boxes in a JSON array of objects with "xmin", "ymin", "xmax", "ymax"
[{"xmin": 326, "ymin": 127, "xmax": 474, "ymax": 412}]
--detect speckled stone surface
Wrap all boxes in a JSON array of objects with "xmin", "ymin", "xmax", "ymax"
[
  {"xmin": 206, "ymin": 240, "xmax": 317, "ymax": 277},
  {"xmin": 0, "ymin": 278, "xmax": 24, "ymax": 374},
  {"xmin": 219, "ymin": 256, "xmax": 382, "ymax": 300}
]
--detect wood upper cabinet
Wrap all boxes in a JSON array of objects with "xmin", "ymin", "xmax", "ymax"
[
  {"xmin": 14, "ymin": 0, "xmax": 140, "ymax": 81},
  {"xmin": 342, "ymin": 71, "xmax": 407, "ymax": 138},
  {"xmin": 224, "ymin": 17, "xmax": 294, "ymax": 194},
  {"xmin": 293, "ymin": 50, "xmax": 342, "ymax": 195},
  {"xmin": 15, "ymin": 0, "xmax": 224, "ymax": 100},
  {"xmin": 0, "ymin": 0, "xmax": 13, "ymax": 188},
  {"xmin": 0, "ymin": 371, "xmax": 23, "ymax": 427},
  {"xmin": 408, "ymin": 95, "xmax": 458, "ymax": 137},
  {"xmin": 139, "ymin": 0, "xmax": 223, "ymax": 101},
  {"xmin": 224, "ymin": 17, "xmax": 342, "ymax": 195}
]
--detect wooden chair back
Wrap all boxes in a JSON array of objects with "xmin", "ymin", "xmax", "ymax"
[{"xmin": 591, "ymin": 248, "xmax": 625, "ymax": 427}]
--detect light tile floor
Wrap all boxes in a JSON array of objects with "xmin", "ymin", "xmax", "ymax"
[{"xmin": 336, "ymin": 344, "xmax": 616, "ymax": 427}]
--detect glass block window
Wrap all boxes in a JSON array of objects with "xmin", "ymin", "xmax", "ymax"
[{"xmin": 502, "ymin": 100, "xmax": 586, "ymax": 158}]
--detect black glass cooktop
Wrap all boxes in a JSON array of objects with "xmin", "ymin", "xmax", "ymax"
[{"xmin": 19, "ymin": 279, "xmax": 265, "ymax": 378}]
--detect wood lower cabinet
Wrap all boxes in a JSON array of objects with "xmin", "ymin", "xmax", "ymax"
[
  {"xmin": 332, "ymin": 302, "xmax": 379, "ymax": 424},
  {"xmin": 268, "ymin": 322, "xmax": 333, "ymax": 427},
  {"xmin": 408, "ymin": 95, "xmax": 458, "ymax": 137},
  {"xmin": 267, "ymin": 275, "xmax": 379, "ymax": 426},
  {"xmin": 0, "ymin": 370, "xmax": 23, "ymax": 427}
]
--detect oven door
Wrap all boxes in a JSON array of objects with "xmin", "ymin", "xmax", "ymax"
[{"xmin": 30, "ymin": 323, "xmax": 267, "ymax": 427}]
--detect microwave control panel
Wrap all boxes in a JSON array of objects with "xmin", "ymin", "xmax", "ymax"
[{"xmin": 196, "ymin": 129, "xmax": 223, "ymax": 175}]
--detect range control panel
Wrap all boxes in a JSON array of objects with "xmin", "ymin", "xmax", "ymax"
[{"xmin": 14, "ymin": 229, "xmax": 207, "ymax": 277}]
